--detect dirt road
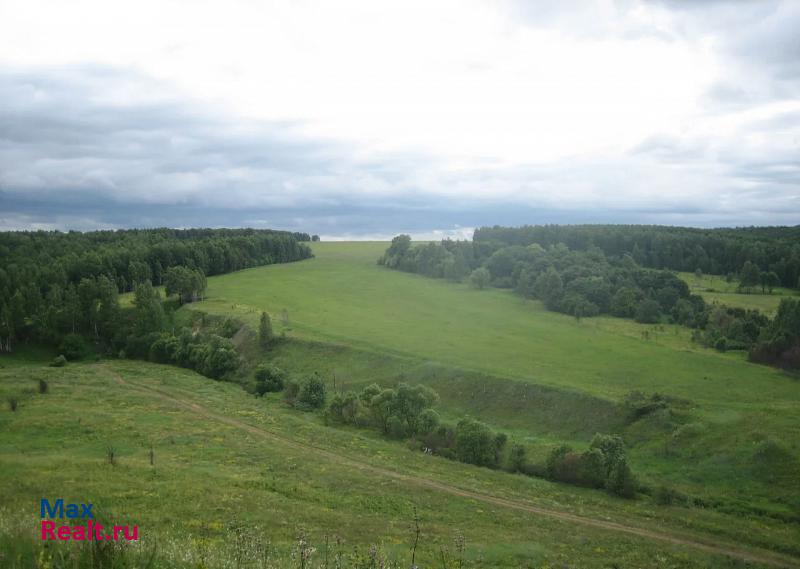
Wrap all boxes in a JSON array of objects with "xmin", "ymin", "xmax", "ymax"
[{"xmin": 101, "ymin": 365, "xmax": 799, "ymax": 569}]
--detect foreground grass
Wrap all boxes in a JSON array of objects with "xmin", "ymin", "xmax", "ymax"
[{"xmin": 2, "ymin": 357, "xmax": 799, "ymax": 568}]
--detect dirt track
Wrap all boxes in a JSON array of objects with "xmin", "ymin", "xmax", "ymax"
[{"xmin": 101, "ymin": 365, "xmax": 799, "ymax": 569}]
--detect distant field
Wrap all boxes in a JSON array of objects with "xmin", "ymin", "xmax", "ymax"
[
  {"xmin": 2, "ymin": 357, "xmax": 798, "ymax": 568},
  {"xmin": 195, "ymin": 243, "xmax": 792, "ymax": 405},
  {"xmin": 182, "ymin": 242, "xmax": 800, "ymax": 522},
  {"xmin": 677, "ymin": 271, "xmax": 798, "ymax": 315}
]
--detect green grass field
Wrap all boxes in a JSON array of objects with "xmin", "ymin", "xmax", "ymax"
[
  {"xmin": 2, "ymin": 357, "xmax": 799, "ymax": 568},
  {"xmin": 3, "ymin": 242, "xmax": 800, "ymax": 567},
  {"xmin": 187, "ymin": 243, "xmax": 800, "ymax": 511},
  {"xmin": 678, "ymin": 271, "xmax": 798, "ymax": 315}
]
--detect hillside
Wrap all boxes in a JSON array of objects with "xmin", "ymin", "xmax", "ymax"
[
  {"xmin": 3, "ymin": 241, "xmax": 800, "ymax": 567},
  {"xmin": 1, "ymin": 356, "xmax": 798, "ymax": 568},
  {"xmin": 188, "ymin": 242, "xmax": 800, "ymax": 517}
]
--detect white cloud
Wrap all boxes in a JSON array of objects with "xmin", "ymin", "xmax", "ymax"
[{"xmin": 0, "ymin": 0, "xmax": 797, "ymax": 233}]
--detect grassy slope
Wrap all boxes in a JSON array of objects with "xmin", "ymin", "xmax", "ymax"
[
  {"xmin": 1, "ymin": 358, "xmax": 798, "ymax": 568},
  {"xmin": 187, "ymin": 243, "xmax": 800, "ymax": 518},
  {"xmin": 678, "ymin": 271, "xmax": 799, "ymax": 315}
]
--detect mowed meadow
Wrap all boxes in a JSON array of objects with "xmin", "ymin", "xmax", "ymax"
[{"xmin": 677, "ymin": 271, "xmax": 799, "ymax": 315}]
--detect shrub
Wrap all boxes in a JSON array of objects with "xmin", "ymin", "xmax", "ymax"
[
  {"xmin": 508, "ymin": 443, "xmax": 527, "ymax": 473},
  {"xmin": 469, "ymin": 268, "xmax": 491, "ymax": 290},
  {"xmin": 254, "ymin": 364, "xmax": 286, "ymax": 395},
  {"xmin": 148, "ymin": 332, "xmax": 179, "ymax": 363},
  {"xmin": 455, "ymin": 417, "xmax": 501, "ymax": 467},
  {"xmin": 50, "ymin": 355, "xmax": 67, "ymax": 367},
  {"xmin": 606, "ymin": 459, "xmax": 636, "ymax": 498},
  {"xmin": 545, "ymin": 434, "xmax": 637, "ymax": 498},
  {"xmin": 386, "ymin": 415, "xmax": 407, "ymax": 439},
  {"xmin": 326, "ymin": 392, "xmax": 367, "ymax": 425},
  {"xmin": 326, "ymin": 393, "xmax": 347, "ymax": 423},
  {"xmin": 200, "ymin": 338, "xmax": 240, "ymax": 379},
  {"xmin": 546, "ymin": 444, "xmax": 570, "ymax": 478},
  {"xmin": 417, "ymin": 408, "xmax": 440, "ymax": 435},
  {"xmin": 258, "ymin": 312, "xmax": 274, "ymax": 347},
  {"xmin": 635, "ymin": 299, "xmax": 661, "ymax": 323},
  {"xmin": 297, "ymin": 374, "xmax": 326, "ymax": 409},
  {"xmin": 578, "ymin": 448, "xmax": 606, "ymax": 488},
  {"xmin": 623, "ymin": 391, "xmax": 668, "ymax": 423},
  {"xmin": 60, "ymin": 333, "xmax": 89, "ymax": 360},
  {"xmin": 216, "ymin": 318, "xmax": 241, "ymax": 338}
]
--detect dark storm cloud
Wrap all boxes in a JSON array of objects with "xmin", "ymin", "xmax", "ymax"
[
  {"xmin": 0, "ymin": 67, "xmax": 345, "ymax": 195},
  {"xmin": 0, "ymin": 67, "xmax": 460, "ymax": 232}
]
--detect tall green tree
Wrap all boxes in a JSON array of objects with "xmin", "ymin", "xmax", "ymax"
[
  {"xmin": 469, "ymin": 267, "xmax": 491, "ymax": 290},
  {"xmin": 258, "ymin": 311, "xmax": 273, "ymax": 348},
  {"xmin": 455, "ymin": 417, "xmax": 500, "ymax": 467},
  {"xmin": 132, "ymin": 281, "xmax": 165, "ymax": 337},
  {"xmin": 739, "ymin": 261, "xmax": 760, "ymax": 293},
  {"xmin": 534, "ymin": 268, "xmax": 563, "ymax": 310}
]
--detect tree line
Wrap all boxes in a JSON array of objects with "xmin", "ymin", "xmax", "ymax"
[
  {"xmin": 379, "ymin": 230, "xmax": 800, "ymax": 369},
  {"xmin": 0, "ymin": 228, "xmax": 313, "ymax": 361},
  {"xmin": 473, "ymin": 224, "xmax": 800, "ymax": 289}
]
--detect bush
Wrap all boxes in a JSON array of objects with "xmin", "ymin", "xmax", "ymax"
[
  {"xmin": 577, "ymin": 448, "xmax": 606, "ymax": 488},
  {"xmin": 60, "ymin": 333, "xmax": 89, "ymax": 360},
  {"xmin": 50, "ymin": 355, "xmax": 67, "ymax": 367},
  {"xmin": 508, "ymin": 443, "xmax": 527, "ymax": 473},
  {"xmin": 469, "ymin": 268, "xmax": 491, "ymax": 290},
  {"xmin": 623, "ymin": 391, "xmax": 668, "ymax": 423},
  {"xmin": 635, "ymin": 299, "xmax": 661, "ymax": 324},
  {"xmin": 545, "ymin": 434, "xmax": 637, "ymax": 498},
  {"xmin": 215, "ymin": 318, "xmax": 241, "ymax": 338},
  {"xmin": 254, "ymin": 364, "xmax": 286, "ymax": 395},
  {"xmin": 417, "ymin": 408, "xmax": 440, "ymax": 435},
  {"xmin": 606, "ymin": 459, "xmax": 637, "ymax": 498},
  {"xmin": 455, "ymin": 417, "xmax": 501, "ymax": 467},
  {"xmin": 297, "ymin": 374, "xmax": 326, "ymax": 409},
  {"xmin": 326, "ymin": 392, "xmax": 365, "ymax": 425},
  {"xmin": 546, "ymin": 444, "xmax": 573, "ymax": 479},
  {"xmin": 386, "ymin": 415, "xmax": 407, "ymax": 439}
]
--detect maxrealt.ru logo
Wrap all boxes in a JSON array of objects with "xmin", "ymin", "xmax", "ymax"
[{"xmin": 40, "ymin": 499, "xmax": 138, "ymax": 541}]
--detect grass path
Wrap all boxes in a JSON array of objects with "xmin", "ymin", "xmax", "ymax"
[{"xmin": 100, "ymin": 364, "xmax": 800, "ymax": 569}]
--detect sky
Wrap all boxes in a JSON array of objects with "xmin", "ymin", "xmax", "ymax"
[{"xmin": 0, "ymin": 0, "xmax": 798, "ymax": 239}]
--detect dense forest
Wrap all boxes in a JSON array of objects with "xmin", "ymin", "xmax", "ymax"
[
  {"xmin": 379, "ymin": 226, "xmax": 800, "ymax": 369},
  {"xmin": 474, "ymin": 225, "xmax": 800, "ymax": 288},
  {"xmin": 0, "ymin": 228, "xmax": 313, "ymax": 373}
]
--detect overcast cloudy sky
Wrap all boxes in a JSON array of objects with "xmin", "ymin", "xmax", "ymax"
[{"xmin": 0, "ymin": 0, "xmax": 798, "ymax": 238}]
